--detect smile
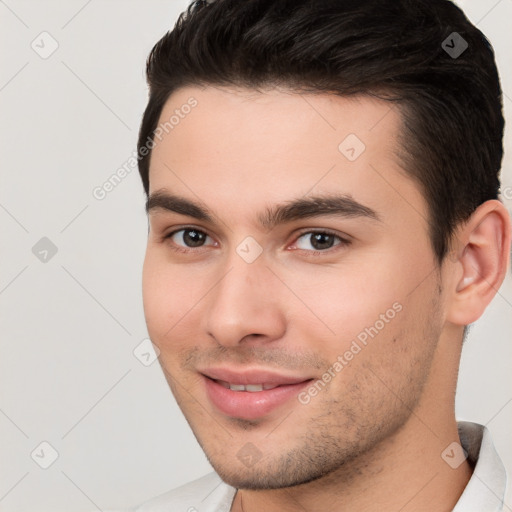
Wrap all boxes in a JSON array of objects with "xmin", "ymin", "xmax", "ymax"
[{"xmin": 200, "ymin": 369, "xmax": 314, "ymax": 420}]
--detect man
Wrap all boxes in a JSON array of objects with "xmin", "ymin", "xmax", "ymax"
[{"xmin": 134, "ymin": 0, "xmax": 510, "ymax": 510}]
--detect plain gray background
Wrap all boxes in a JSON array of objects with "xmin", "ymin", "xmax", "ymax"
[{"xmin": 0, "ymin": 1, "xmax": 511, "ymax": 510}]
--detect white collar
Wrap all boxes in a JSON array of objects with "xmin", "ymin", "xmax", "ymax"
[{"xmin": 452, "ymin": 421, "xmax": 507, "ymax": 511}]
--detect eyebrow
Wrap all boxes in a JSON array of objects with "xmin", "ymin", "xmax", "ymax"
[
  {"xmin": 146, "ymin": 191, "xmax": 214, "ymax": 222},
  {"xmin": 146, "ymin": 190, "xmax": 381, "ymax": 228}
]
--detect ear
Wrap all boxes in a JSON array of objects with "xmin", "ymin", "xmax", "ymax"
[{"xmin": 446, "ymin": 199, "xmax": 511, "ymax": 326}]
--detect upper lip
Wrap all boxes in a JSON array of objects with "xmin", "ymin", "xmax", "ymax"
[{"xmin": 200, "ymin": 367, "xmax": 313, "ymax": 386}]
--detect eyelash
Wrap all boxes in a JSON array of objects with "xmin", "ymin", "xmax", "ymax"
[
  {"xmin": 163, "ymin": 226, "xmax": 351, "ymax": 255},
  {"xmin": 288, "ymin": 229, "xmax": 351, "ymax": 255}
]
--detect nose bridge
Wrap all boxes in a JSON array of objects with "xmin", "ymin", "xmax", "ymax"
[
  {"xmin": 211, "ymin": 253, "xmax": 269, "ymax": 320},
  {"xmin": 203, "ymin": 250, "xmax": 285, "ymax": 346}
]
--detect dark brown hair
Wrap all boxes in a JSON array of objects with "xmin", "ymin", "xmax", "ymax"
[{"xmin": 137, "ymin": 0, "xmax": 504, "ymax": 263}]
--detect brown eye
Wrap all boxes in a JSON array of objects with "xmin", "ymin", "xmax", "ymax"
[
  {"xmin": 309, "ymin": 232, "xmax": 336, "ymax": 250},
  {"xmin": 293, "ymin": 231, "xmax": 349, "ymax": 252},
  {"xmin": 169, "ymin": 228, "xmax": 210, "ymax": 248}
]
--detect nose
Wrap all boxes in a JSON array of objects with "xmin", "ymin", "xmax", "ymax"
[{"xmin": 202, "ymin": 257, "xmax": 287, "ymax": 348}]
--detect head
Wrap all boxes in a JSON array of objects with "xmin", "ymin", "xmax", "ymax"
[{"xmin": 139, "ymin": 0, "xmax": 510, "ymax": 490}]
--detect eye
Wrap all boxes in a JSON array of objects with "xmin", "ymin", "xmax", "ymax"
[
  {"xmin": 292, "ymin": 231, "xmax": 349, "ymax": 252},
  {"xmin": 167, "ymin": 228, "xmax": 214, "ymax": 249}
]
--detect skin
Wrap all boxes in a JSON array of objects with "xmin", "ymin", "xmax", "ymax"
[{"xmin": 142, "ymin": 85, "xmax": 511, "ymax": 512}]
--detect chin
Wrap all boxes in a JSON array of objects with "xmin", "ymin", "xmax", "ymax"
[{"xmin": 204, "ymin": 449, "xmax": 337, "ymax": 490}]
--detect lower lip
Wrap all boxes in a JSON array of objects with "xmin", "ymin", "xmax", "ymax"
[{"xmin": 203, "ymin": 376, "xmax": 311, "ymax": 420}]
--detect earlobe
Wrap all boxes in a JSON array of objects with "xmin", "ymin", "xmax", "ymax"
[{"xmin": 447, "ymin": 200, "xmax": 511, "ymax": 326}]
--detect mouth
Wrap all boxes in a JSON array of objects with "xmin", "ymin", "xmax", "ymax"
[{"xmin": 200, "ymin": 368, "xmax": 314, "ymax": 420}]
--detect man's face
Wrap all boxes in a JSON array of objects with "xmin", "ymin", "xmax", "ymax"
[{"xmin": 142, "ymin": 86, "xmax": 448, "ymax": 488}]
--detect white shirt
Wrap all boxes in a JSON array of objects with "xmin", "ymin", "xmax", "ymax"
[{"xmin": 133, "ymin": 422, "xmax": 507, "ymax": 512}]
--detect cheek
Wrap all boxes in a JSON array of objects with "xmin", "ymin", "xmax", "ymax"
[
  {"xmin": 279, "ymin": 246, "xmax": 433, "ymax": 381},
  {"xmin": 142, "ymin": 250, "xmax": 205, "ymax": 345},
  {"xmin": 280, "ymin": 257, "xmax": 408, "ymax": 346}
]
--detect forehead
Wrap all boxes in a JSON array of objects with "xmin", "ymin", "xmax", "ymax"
[{"xmin": 148, "ymin": 85, "xmax": 426, "ymax": 226}]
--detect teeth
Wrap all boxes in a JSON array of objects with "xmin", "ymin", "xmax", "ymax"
[
  {"xmin": 216, "ymin": 380, "xmax": 279, "ymax": 392},
  {"xmin": 229, "ymin": 384, "xmax": 246, "ymax": 391},
  {"xmin": 245, "ymin": 384, "xmax": 263, "ymax": 392}
]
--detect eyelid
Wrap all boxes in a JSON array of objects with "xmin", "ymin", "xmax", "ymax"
[{"xmin": 164, "ymin": 224, "xmax": 213, "ymax": 239}]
